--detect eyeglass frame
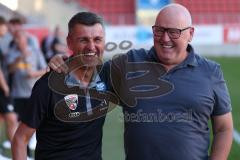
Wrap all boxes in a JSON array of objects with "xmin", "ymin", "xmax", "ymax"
[{"xmin": 152, "ymin": 26, "xmax": 191, "ymax": 39}]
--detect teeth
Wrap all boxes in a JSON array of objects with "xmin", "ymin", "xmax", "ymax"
[
  {"xmin": 85, "ymin": 52, "xmax": 96, "ymax": 56},
  {"xmin": 162, "ymin": 45, "xmax": 173, "ymax": 48}
]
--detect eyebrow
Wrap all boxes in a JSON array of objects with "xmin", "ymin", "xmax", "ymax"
[{"xmin": 76, "ymin": 36, "xmax": 104, "ymax": 40}]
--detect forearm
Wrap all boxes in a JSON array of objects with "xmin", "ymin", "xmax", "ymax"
[
  {"xmin": 210, "ymin": 129, "xmax": 233, "ymax": 160},
  {"xmin": 0, "ymin": 70, "xmax": 9, "ymax": 94},
  {"xmin": 12, "ymin": 135, "xmax": 28, "ymax": 160},
  {"xmin": 12, "ymin": 123, "xmax": 35, "ymax": 160}
]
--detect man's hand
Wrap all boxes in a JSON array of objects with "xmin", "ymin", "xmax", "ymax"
[{"xmin": 48, "ymin": 54, "xmax": 69, "ymax": 74}]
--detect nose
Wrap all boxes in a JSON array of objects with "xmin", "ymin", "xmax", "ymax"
[
  {"xmin": 87, "ymin": 40, "xmax": 96, "ymax": 51},
  {"xmin": 161, "ymin": 31, "xmax": 171, "ymax": 42}
]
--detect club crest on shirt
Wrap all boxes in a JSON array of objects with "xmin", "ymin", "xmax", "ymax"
[
  {"xmin": 64, "ymin": 94, "xmax": 78, "ymax": 110},
  {"xmin": 96, "ymin": 82, "xmax": 106, "ymax": 91}
]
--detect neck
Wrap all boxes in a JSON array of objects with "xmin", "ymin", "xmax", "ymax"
[
  {"xmin": 73, "ymin": 67, "xmax": 95, "ymax": 87},
  {"xmin": 160, "ymin": 51, "xmax": 188, "ymax": 72}
]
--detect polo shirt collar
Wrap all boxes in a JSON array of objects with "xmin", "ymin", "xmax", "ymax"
[
  {"xmin": 65, "ymin": 69, "xmax": 101, "ymax": 88},
  {"xmin": 185, "ymin": 45, "xmax": 198, "ymax": 67}
]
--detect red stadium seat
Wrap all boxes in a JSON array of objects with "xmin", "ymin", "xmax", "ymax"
[
  {"xmin": 65, "ymin": 0, "xmax": 136, "ymax": 25},
  {"xmin": 175, "ymin": 0, "xmax": 240, "ymax": 24}
]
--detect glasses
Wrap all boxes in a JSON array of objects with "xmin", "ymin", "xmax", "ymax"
[{"xmin": 152, "ymin": 26, "xmax": 191, "ymax": 39}]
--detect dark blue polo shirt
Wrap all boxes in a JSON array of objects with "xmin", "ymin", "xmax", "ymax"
[
  {"xmin": 22, "ymin": 62, "xmax": 114, "ymax": 160},
  {"xmin": 116, "ymin": 45, "xmax": 231, "ymax": 160}
]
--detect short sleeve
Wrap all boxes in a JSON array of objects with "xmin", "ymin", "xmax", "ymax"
[
  {"xmin": 22, "ymin": 73, "xmax": 50, "ymax": 128},
  {"xmin": 211, "ymin": 64, "xmax": 232, "ymax": 116}
]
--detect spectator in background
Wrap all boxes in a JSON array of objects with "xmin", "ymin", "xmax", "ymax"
[
  {"xmin": 0, "ymin": 16, "xmax": 9, "ymax": 95},
  {"xmin": 0, "ymin": 16, "xmax": 8, "ymax": 66},
  {"xmin": 7, "ymin": 17, "xmax": 43, "ymax": 97},
  {"xmin": 0, "ymin": 17, "xmax": 12, "ymax": 59},
  {"xmin": 7, "ymin": 17, "xmax": 45, "ymax": 155},
  {"xmin": 0, "ymin": 16, "xmax": 18, "ymax": 152},
  {"xmin": 41, "ymin": 25, "xmax": 67, "ymax": 62},
  {"xmin": 8, "ymin": 17, "xmax": 40, "ymax": 51},
  {"xmin": 7, "ymin": 29, "xmax": 47, "ymax": 158}
]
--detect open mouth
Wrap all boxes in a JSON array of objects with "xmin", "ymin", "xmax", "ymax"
[
  {"xmin": 84, "ymin": 52, "xmax": 97, "ymax": 56},
  {"xmin": 81, "ymin": 52, "xmax": 100, "ymax": 66},
  {"xmin": 161, "ymin": 44, "xmax": 174, "ymax": 49}
]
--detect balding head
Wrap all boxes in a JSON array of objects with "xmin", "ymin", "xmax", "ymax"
[
  {"xmin": 152, "ymin": 3, "xmax": 194, "ymax": 70},
  {"xmin": 155, "ymin": 3, "xmax": 192, "ymax": 28}
]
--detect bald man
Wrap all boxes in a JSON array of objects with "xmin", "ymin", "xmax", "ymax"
[
  {"xmin": 49, "ymin": 3, "xmax": 232, "ymax": 160},
  {"xmin": 119, "ymin": 4, "xmax": 232, "ymax": 160}
]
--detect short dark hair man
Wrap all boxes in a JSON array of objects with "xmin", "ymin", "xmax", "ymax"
[{"xmin": 12, "ymin": 12, "xmax": 114, "ymax": 160}]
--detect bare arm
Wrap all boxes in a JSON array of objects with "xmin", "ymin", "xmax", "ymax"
[
  {"xmin": 12, "ymin": 122, "xmax": 36, "ymax": 160},
  {"xmin": 210, "ymin": 112, "xmax": 233, "ymax": 160},
  {"xmin": 0, "ymin": 69, "xmax": 9, "ymax": 96}
]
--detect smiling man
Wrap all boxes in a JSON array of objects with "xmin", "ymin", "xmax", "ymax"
[
  {"xmin": 122, "ymin": 4, "xmax": 233, "ymax": 160},
  {"xmin": 152, "ymin": 4, "xmax": 193, "ymax": 71},
  {"xmin": 11, "ymin": 12, "xmax": 117, "ymax": 160}
]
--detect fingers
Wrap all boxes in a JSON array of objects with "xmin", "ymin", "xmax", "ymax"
[
  {"xmin": 48, "ymin": 54, "xmax": 69, "ymax": 74},
  {"xmin": 49, "ymin": 61, "xmax": 67, "ymax": 74}
]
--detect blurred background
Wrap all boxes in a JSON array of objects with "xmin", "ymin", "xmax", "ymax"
[
  {"xmin": 0, "ymin": 0, "xmax": 239, "ymax": 159},
  {"xmin": 1, "ymin": 0, "xmax": 240, "ymax": 55}
]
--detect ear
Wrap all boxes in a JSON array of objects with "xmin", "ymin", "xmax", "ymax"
[
  {"xmin": 66, "ymin": 35, "xmax": 72, "ymax": 50},
  {"xmin": 188, "ymin": 27, "xmax": 194, "ymax": 42}
]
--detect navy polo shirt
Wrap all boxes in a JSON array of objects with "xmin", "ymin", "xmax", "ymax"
[
  {"xmin": 117, "ymin": 45, "xmax": 231, "ymax": 160},
  {"xmin": 22, "ymin": 63, "xmax": 113, "ymax": 160}
]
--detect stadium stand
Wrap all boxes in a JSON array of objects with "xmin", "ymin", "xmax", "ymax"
[
  {"xmin": 63, "ymin": 0, "xmax": 240, "ymax": 25},
  {"xmin": 174, "ymin": 0, "xmax": 240, "ymax": 24},
  {"xmin": 64, "ymin": 0, "xmax": 136, "ymax": 25}
]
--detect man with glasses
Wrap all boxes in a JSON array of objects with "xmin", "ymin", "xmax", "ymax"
[{"xmin": 49, "ymin": 3, "xmax": 233, "ymax": 160}]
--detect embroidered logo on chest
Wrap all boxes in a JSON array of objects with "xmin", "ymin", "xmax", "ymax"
[{"xmin": 64, "ymin": 94, "xmax": 78, "ymax": 110}]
